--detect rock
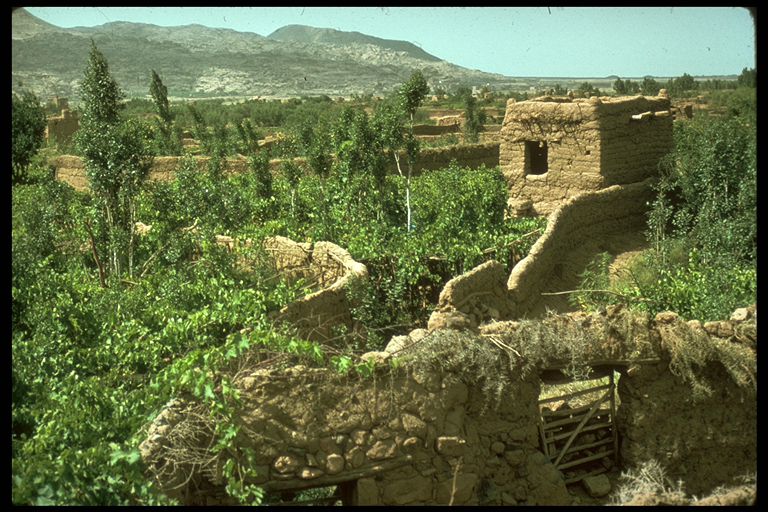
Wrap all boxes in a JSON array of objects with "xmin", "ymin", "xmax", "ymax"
[
  {"xmin": 305, "ymin": 453, "xmax": 320, "ymax": 467},
  {"xmin": 427, "ymin": 310, "xmax": 473, "ymax": 331},
  {"xmin": 345, "ymin": 446, "xmax": 365, "ymax": 468},
  {"xmin": 730, "ymin": 308, "xmax": 749, "ymax": 322},
  {"xmin": 501, "ymin": 491, "xmax": 518, "ymax": 505},
  {"xmin": 582, "ymin": 474, "xmax": 612, "ymax": 497},
  {"xmin": 273, "ymin": 454, "xmax": 302, "ymax": 475},
  {"xmin": 382, "ymin": 475, "xmax": 433, "ymax": 504},
  {"xmin": 409, "ymin": 328, "xmax": 429, "ymax": 342},
  {"xmin": 361, "ymin": 351, "xmax": 391, "ymax": 365},
  {"xmin": 351, "ymin": 429, "xmax": 369, "ymax": 446},
  {"xmin": 655, "ymin": 311, "xmax": 679, "ymax": 324},
  {"xmin": 504, "ymin": 449, "xmax": 525, "ymax": 466},
  {"xmin": 356, "ymin": 477, "xmax": 379, "ymax": 505},
  {"xmin": 402, "ymin": 413, "xmax": 427, "ymax": 438},
  {"xmin": 491, "ymin": 441, "xmax": 506, "ymax": 454},
  {"xmin": 366, "ymin": 439, "xmax": 398, "ymax": 460},
  {"xmin": 436, "ymin": 436, "xmax": 466, "ymax": 456},
  {"xmin": 325, "ymin": 453, "xmax": 345, "ymax": 474},
  {"xmin": 319, "ymin": 436, "xmax": 341, "ymax": 455},
  {"xmin": 436, "ymin": 473, "xmax": 478, "ymax": 504},
  {"xmin": 384, "ymin": 335, "xmax": 412, "ymax": 354},
  {"xmin": 402, "ymin": 437, "xmax": 421, "ymax": 452},
  {"xmin": 299, "ymin": 467, "xmax": 324, "ymax": 480}
]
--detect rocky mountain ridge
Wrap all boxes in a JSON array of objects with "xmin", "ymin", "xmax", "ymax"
[{"xmin": 12, "ymin": 8, "xmax": 516, "ymax": 101}]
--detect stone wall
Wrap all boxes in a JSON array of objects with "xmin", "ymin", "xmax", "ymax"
[
  {"xmin": 499, "ymin": 95, "xmax": 671, "ymax": 216},
  {"xmin": 139, "ymin": 305, "xmax": 756, "ymax": 505},
  {"xmin": 53, "ymin": 143, "xmax": 500, "ymax": 192},
  {"xmin": 140, "ymin": 341, "xmax": 571, "ymax": 506}
]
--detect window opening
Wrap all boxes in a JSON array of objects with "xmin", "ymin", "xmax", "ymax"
[{"xmin": 525, "ymin": 140, "xmax": 548, "ymax": 175}]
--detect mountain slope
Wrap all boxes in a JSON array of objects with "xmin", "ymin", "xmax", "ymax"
[
  {"xmin": 268, "ymin": 24, "xmax": 442, "ymax": 62},
  {"xmin": 12, "ymin": 8, "xmax": 515, "ymax": 101}
]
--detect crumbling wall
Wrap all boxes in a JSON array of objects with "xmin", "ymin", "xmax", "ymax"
[
  {"xmin": 54, "ymin": 143, "xmax": 500, "ymax": 192},
  {"xmin": 617, "ymin": 306, "xmax": 757, "ymax": 496},
  {"xmin": 140, "ymin": 305, "xmax": 756, "ymax": 505},
  {"xmin": 139, "ymin": 343, "xmax": 571, "ymax": 506},
  {"xmin": 427, "ymin": 260, "xmax": 512, "ymax": 331},
  {"xmin": 45, "ymin": 98, "xmax": 79, "ymax": 145},
  {"xmin": 267, "ymin": 238, "xmax": 368, "ymax": 342}
]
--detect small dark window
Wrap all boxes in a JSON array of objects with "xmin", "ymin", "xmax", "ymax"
[{"xmin": 525, "ymin": 140, "xmax": 548, "ymax": 175}]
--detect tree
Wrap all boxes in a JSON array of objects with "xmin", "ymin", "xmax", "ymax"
[
  {"xmin": 149, "ymin": 69, "xmax": 181, "ymax": 155},
  {"xmin": 75, "ymin": 40, "xmax": 153, "ymax": 281},
  {"xmin": 613, "ymin": 78, "xmax": 626, "ymax": 94},
  {"xmin": 457, "ymin": 87, "xmax": 486, "ymax": 144},
  {"xmin": 12, "ymin": 90, "xmax": 47, "ymax": 184},
  {"xmin": 397, "ymin": 71, "xmax": 429, "ymax": 232},
  {"xmin": 737, "ymin": 67, "xmax": 756, "ymax": 88},
  {"xmin": 577, "ymin": 82, "xmax": 600, "ymax": 97},
  {"xmin": 641, "ymin": 77, "xmax": 661, "ymax": 96},
  {"xmin": 668, "ymin": 73, "xmax": 698, "ymax": 96}
]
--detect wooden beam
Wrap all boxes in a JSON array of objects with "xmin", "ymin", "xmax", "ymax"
[
  {"xmin": 553, "ymin": 391, "xmax": 610, "ymax": 466},
  {"xmin": 538, "ymin": 384, "xmax": 610, "ymax": 405},
  {"xmin": 543, "ymin": 408, "xmax": 611, "ymax": 429},
  {"xmin": 557, "ymin": 448, "xmax": 614, "ymax": 471},
  {"xmin": 549, "ymin": 420, "xmax": 612, "ymax": 443}
]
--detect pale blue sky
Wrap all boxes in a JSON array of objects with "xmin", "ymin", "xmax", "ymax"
[{"xmin": 25, "ymin": 6, "xmax": 755, "ymax": 77}]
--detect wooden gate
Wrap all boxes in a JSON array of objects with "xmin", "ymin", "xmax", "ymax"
[{"xmin": 537, "ymin": 373, "xmax": 619, "ymax": 484}]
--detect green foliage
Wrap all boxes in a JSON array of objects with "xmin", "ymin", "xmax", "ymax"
[
  {"xmin": 12, "ymin": 89, "xmax": 47, "ymax": 184},
  {"xmin": 148, "ymin": 70, "xmax": 182, "ymax": 155},
  {"xmin": 75, "ymin": 42, "xmax": 154, "ymax": 280},
  {"xmin": 667, "ymin": 72, "xmax": 698, "ymax": 97},
  {"xmin": 455, "ymin": 87, "xmax": 486, "ymax": 143},
  {"xmin": 613, "ymin": 78, "xmax": 640, "ymax": 95},
  {"xmin": 640, "ymin": 77, "xmax": 661, "ymax": 96},
  {"xmin": 573, "ymin": 93, "xmax": 756, "ymax": 322},
  {"xmin": 737, "ymin": 67, "xmax": 756, "ymax": 88},
  {"xmin": 577, "ymin": 81, "xmax": 600, "ymax": 97}
]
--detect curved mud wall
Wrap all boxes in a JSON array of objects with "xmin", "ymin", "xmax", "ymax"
[
  {"xmin": 264, "ymin": 237, "xmax": 368, "ymax": 342},
  {"xmin": 505, "ymin": 179, "xmax": 655, "ymax": 318}
]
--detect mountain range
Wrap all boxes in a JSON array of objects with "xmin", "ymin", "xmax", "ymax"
[{"xmin": 12, "ymin": 8, "xmax": 520, "ymax": 101}]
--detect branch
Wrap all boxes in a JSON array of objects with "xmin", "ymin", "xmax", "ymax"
[{"xmin": 83, "ymin": 219, "xmax": 107, "ymax": 288}]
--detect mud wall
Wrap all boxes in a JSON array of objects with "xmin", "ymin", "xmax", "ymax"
[
  {"xmin": 597, "ymin": 97, "xmax": 673, "ymax": 186},
  {"xmin": 428, "ymin": 179, "xmax": 654, "ymax": 324},
  {"xmin": 45, "ymin": 108, "xmax": 79, "ymax": 145},
  {"xmin": 140, "ymin": 305, "xmax": 756, "ymax": 505},
  {"xmin": 264, "ymin": 237, "xmax": 368, "ymax": 342},
  {"xmin": 499, "ymin": 95, "xmax": 671, "ymax": 216},
  {"xmin": 505, "ymin": 179, "xmax": 655, "ymax": 318},
  {"xmin": 617, "ymin": 307, "xmax": 757, "ymax": 496},
  {"xmin": 53, "ymin": 143, "xmax": 501, "ymax": 192}
]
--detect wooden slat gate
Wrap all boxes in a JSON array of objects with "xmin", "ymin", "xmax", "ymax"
[{"xmin": 537, "ymin": 374, "xmax": 619, "ymax": 485}]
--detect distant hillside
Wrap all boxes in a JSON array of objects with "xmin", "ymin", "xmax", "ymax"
[
  {"xmin": 268, "ymin": 24, "xmax": 442, "ymax": 63},
  {"xmin": 12, "ymin": 8, "xmax": 516, "ymax": 101}
]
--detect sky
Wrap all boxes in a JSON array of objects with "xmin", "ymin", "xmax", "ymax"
[{"xmin": 25, "ymin": 6, "xmax": 755, "ymax": 77}]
